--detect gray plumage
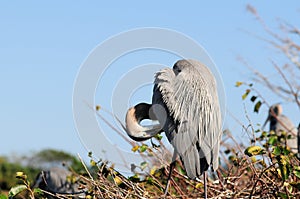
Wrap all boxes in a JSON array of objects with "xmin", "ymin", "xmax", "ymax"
[
  {"xmin": 263, "ymin": 104, "xmax": 297, "ymax": 153},
  {"xmin": 125, "ymin": 59, "xmax": 222, "ymax": 180}
]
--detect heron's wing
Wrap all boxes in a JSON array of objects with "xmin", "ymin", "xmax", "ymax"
[
  {"xmin": 276, "ymin": 115, "xmax": 297, "ymax": 135},
  {"xmin": 152, "ymin": 83, "xmax": 177, "ymax": 142},
  {"xmin": 154, "ymin": 63, "xmax": 222, "ymax": 178},
  {"xmin": 276, "ymin": 115, "xmax": 297, "ymax": 152}
]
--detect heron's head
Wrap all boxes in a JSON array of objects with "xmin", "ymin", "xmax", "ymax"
[
  {"xmin": 173, "ymin": 59, "xmax": 194, "ymax": 75},
  {"xmin": 173, "ymin": 59, "xmax": 212, "ymax": 80},
  {"xmin": 269, "ymin": 104, "xmax": 282, "ymax": 118},
  {"xmin": 262, "ymin": 103, "xmax": 283, "ymax": 129},
  {"xmin": 125, "ymin": 103, "xmax": 162, "ymax": 142}
]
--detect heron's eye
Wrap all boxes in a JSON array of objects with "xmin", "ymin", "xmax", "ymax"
[{"xmin": 173, "ymin": 65, "xmax": 182, "ymax": 75}]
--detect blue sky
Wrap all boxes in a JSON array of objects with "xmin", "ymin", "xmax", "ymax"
[{"xmin": 1, "ymin": 1, "xmax": 299, "ymax": 169}]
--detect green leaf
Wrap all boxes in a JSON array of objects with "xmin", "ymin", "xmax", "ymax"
[
  {"xmin": 15, "ymin": 171, "xmax": 27, "ymax": 180},
  {"xmin": 290, "ymin": 182, "xmax": 300, "ymax": 190},
  {"xmin": 254, "ymin": 129, "xmax": 260, "ymax": 133},
  {"xmin": 260, "ymin": 131, "xmax": 267, "ymax": 138},
  {"xmin": 90, "ymin": 159, "xmax": 96, "ymax": 166},
  {"xmin": 254, "ymin": 101, "xmax": 262, "ymax": 113},
  {"xmin": 242, "ymin": 89, "xmax": 250, "ymax": 100},
  {"xmin": 229, "ymin": 155, "xmax": 237, "ymax": 162},
  {"xmin": 250, "ymin": 95, "xmax": 257, "ymax": 102},
  {"xmin": 154, "ymin": 134, "xmax": 163, "ymax": 140},
  {"xmin": 139, "ymin": 144, "xmax": 148, "ymax": 153},
  {"xmin": 282, "ymin": 165, "xmax": 289, "ymax": 181},
  {"xmin": 272, "ymin": 146, "xmax": 281, "ymax": 156},
  {"xmin": 146, "ymin": 177, "xmax": 154, "ymax": 184},
  {"xmin": 244, "ymin": 146, "xmax": 265, "ymax": 157},
  {"xmin": 8, "ymin": 185, "xmax": 27, "ymax": 198},
  {"xmin": 277, "ymin": 192, "xmax": 288, "ymax": 199},
  {"xmin": 140, "ymin": 161, "xmax": 148, "ymax": 170},
  {"xmin": 176, "ymin": 164, "xmax": 186, "ymax": 175},
  {"xmin": 128, "ymin": 174, "xmax": 140, "ymax": 182},
  {"xmin": 195, "ymin": 182, "xmax": 204, "ymax": 189},
  {"xmin": 294, "ymin": 170, "xmax": 300, "ymax": 179},
  {"xmin": 282, "ymin": 148, "xmax": 290, "ymax": 155},
  {"xmin": 0, "ymin": 194, "xmax": 7, "ymax": 199},
  {"xmin": 33, "ymin": 188, "xmax": 44, "ymax": 195},
  {"xmin": 268, "ymin": 135, "xmax": 278, "ymax": 145},
  {"xmin": 150, "ymin": 166, "xmax": 157, "ymax": 175},
  {"xmin": 278, "ymin": 156, "xmax": 290, "ymax": 181}
]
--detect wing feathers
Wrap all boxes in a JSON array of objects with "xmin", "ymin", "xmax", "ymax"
[{"xmin": 153, "ymin": 60, "xmax": 221, "ymax": 178}]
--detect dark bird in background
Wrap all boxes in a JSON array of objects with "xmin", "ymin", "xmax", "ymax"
[
  {"xmin": 263, "ymin": 104, "xmax": 298, "ymax": 153},
  {"xmin": 125, "ymin": 59, "xmax": 222, "ymax": 198},
  {"xmin": 33, "ymin": 167, "xmax": 85, "ymax": 199}
]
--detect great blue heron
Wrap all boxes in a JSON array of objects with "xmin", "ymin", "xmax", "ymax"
[
  {"xmin": 125, "ymin": 59, "xmax": 222, "ymax": 198},
  {"xmin": 262, "ymin": 104, "xmax": 298, "ymax": 153},
  {"xmin": 33, "ymin": 167, "xmax": 85, "ymax": 199}
]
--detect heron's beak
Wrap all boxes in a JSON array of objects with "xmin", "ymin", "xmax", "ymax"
[
  {"xmin": 262, "ymin": 115, "xmax": 270, "ymax": 130},
  {"xmin": 125, "ymin": 103, "xmax": 162, "ymax": 142}
]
